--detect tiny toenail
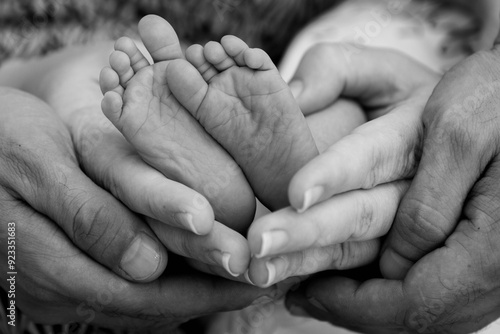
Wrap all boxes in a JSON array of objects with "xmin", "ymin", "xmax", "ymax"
[
  {"xmin": 256, "ymin": 230, "xmax": 290, "ymax": 258},
  {"xmin": 298, "ymin": 186, "xmax": 324, "ymax": 213}
]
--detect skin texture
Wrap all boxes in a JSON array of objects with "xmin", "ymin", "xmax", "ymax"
[
  {"xmin": 279, "ymin": 42, "xmax": 500, "ymax": 333},
  {"xmin": 0, "ymin": 18, "xmax": 367, "ymax": 327},
  {"xmin": 0, "ymin": 87, "xmax": 278, "ymax": 329}
]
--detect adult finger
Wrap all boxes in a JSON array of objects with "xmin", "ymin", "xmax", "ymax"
[
  {"xmin": 288, "ymin": 46, "xmax": 438, "ymax": 211},
  {"xmin": 0, "ymin": 192, "xmax": 275, "ymax": 328},
  {"xmin": 247, "ymin": 240, "xmax": 380, "ymax": 288},
  {"xmin": 84, "ymin": 128, "xmax": 216, "ymax": 235},
  {"xmin": 249, "ymin": 181, "xmax": 408, "ymax": 258},
  {"xmin": 288, "ymin": 105, "xmax": 424, "ymax": 212},
  {"xmin": 148, "ymin": 218, "xmax": 251, "ymax": 277}
]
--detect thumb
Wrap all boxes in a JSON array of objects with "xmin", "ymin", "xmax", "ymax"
[{"xmin": 289, "ymin": 43, "xmax": 438, "ymax": 115}]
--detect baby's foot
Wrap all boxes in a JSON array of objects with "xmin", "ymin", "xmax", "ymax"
[
  {"xmin": 99, "ymin": 15, "xmax": 256, "ymax": 232},
  {"xmin": 166, "ymin": 36, "xmax": 319, "ymax": 210}
]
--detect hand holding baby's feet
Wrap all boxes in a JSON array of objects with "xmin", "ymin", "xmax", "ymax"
[
  {"xmin": 99, "ymin": 15, "xmax": 258, "ymax": 278},
  {"xmin": 165, "ymin": 35, "xmax": 319, "ymax": 211},
  {"xmin": 99, "ymin": 15, "xmax": 256, "ymax": 235}
]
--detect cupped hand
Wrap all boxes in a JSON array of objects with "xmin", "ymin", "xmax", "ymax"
[
  {"xmin": 286, "ymin": 46, "xmax": 500, "ymax": 333},
  {"xmin": 0, "ymin": 88, "xmax": 274, "ymax": 329},
  {"xmin": 0, "ymin": 194, "xmax": 275, "ymax": 330},
  {"xmin": 246, "ymin": 44, "xmax": 440, "ymax": 287}
]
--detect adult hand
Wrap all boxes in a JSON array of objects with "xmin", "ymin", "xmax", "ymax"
[
  {"xmin": 287, "ymin": 46, "xmax": 500, "ymax": 333},
  {"xmin": 0, "ymin": 87, "xmax": 169, "ymax": 282},
  {"xmin": 246, "ymin": 44, "xmax": 439, "ymax": 287},
  {"xmin": 0, "ymin": 88, "xmax": 275, "ymax": 329}
]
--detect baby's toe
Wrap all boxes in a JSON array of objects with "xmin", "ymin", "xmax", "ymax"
[
  {"xmin": 244, "ymin": 48, "xmax": 275, "ymax": 71},
  {"xmin": 109, "ymin": 51, "xmax": 134, "ymax": 87},
  {"xmin": 166, "ymin": 59, "xmax": 208, "ymax": 118},
  {"xmin": 114, "ymin": 37, "xmax": 150, "ymax": 73},
  {"xmin": 186, "ymin": 44, "xmax": 218, "ymax": 82},
  {"xmin": 220, "ymin": 35, "xmax": 250, "ymax": 66},
  {"xmin": 138, "ymin": 15, "xmax": 183, "ymax": 63},
  {"xmin": 204, "ymin": 41, "xmax": 236, "ymax": 71},
  {"xmin": 101, "ymin": 91, "xmax": 124, "ymax": 124},
  {"xmin": 99, "ymin": 67, "xmax": 123, "ymax": 96}
]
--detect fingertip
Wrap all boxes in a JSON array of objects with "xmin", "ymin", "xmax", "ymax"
[
  {"xmin": 247, "ymin": 258, "xmax": 272, "ymax": 288},
  {"xmin": 247, "ymin": 217, "xmax": 267, "ymax": 256},
  {"xmin": 288, "ymin": 166, "xmax": 325, "ymax": 212},
  {"xmin": 228, "ymin": 233, "xmax": 252, "ymax": 276},
  {"xmin": 119, "ymin": 232, "xmax": 168, "ymax": 282},
  {"xmin": 188, "ymin": 193, "xmax": 215, "ymax": 234},
  {"xmin": 188, "ymin": 210, "xmax": 215, "ymax": 236}
]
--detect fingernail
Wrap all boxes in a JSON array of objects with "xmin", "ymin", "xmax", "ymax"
[
  {"xmin": 245, "ymin": 270, "xmax": 256, "ymax": 286},
  {"xmin": 264, "ymin": 257, "xmax": 287, "ymax": 287},
  {"xmin": 308, "ymin": 296, "xmax": 328, "ymax": 313},
  {"xmin": 265, "ymin": 261, "xmax": 277, "ymax": 287},
  {"xmin": 212, "ymin": 251, "xmax": 240, "ymax": 277},
  {"xmin": 297, "ymin": 186, "xmax": 324, "ymax": 213},
  {"xmin": 120, "ymin": 233, "xmax": 161, "ymax": 281},
  {"xmin": 174, "ymin": 213, "xmax": 199, "ymax": 235},
  {"xmin": 289, "ymin": 80, "xmax": 303, "ymax": 99},
  {"xmin": 289, "ymin": 304, "xmax": 311, "ymax": 318},
  {"xmin": 256, "ymin": 230, "xmax": 290, "ymax": 258}
]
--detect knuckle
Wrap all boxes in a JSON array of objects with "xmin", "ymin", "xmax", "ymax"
[
  {"xmin": 70, "ymin": 194, "xmax": 112, "ymax": 253},
  {"xmin": 396, "ymin": 198, "xmax": 449, "ymax": 249},
  {"xmin": 326, "ymin": 243, "xmax": 353, "ymax": 270},
  {"xmin": 353, "ymin": 196, "xmax": 375, "ymax": 240}
]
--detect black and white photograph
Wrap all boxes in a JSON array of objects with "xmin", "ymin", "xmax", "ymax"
[{"xmin": 1, "ymin": 0, "xmax": 500, "ymax": 333}]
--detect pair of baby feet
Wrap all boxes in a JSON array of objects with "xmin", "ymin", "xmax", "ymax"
[{"xmin": 99, "ymin": 15, "xmax": 318, "ymax": 234}]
